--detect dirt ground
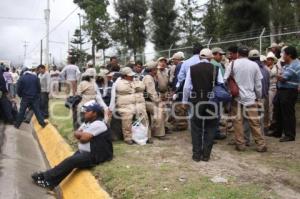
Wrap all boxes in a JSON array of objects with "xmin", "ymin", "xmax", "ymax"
[{"xmin": 50, "ymin": 100, "xmax": 300, "ymax": 199}]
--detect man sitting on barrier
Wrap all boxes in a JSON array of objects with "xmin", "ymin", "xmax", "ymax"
[{"xmin": 31, "ymin": 100, "xmax": 113, "ymax": 190}]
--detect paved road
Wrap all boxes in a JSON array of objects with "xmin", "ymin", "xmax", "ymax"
[{"xmin": 0, "ymin": 122, "xmax": 56, "ymax": 199}]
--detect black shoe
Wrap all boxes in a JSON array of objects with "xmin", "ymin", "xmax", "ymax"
[
  {"xmin": 156, "ymin": 136, "xmax": 169, "ymax": 141},
  {"xmin": 266, "ymin": 132, "xmax": 281, "ymax": 138},
  {"xmin": 279, "ymin": 137, "xmax": 295, "ymax": 142},
  {"xmin": 214, "ymin": 134, "xmax": 226, "ymax": 140},
  {"xmin": 192, "ymin": 154, "xmax": 201, "ymax": 162},
  {"xmin": 31, "ymin": 172, "xmax": 44, "ymax": 182},
  {"xmin": 202, "ymin": 156, "xmax": 210, "ymax": 162},
  {"xmin": 41, "ymin": 122, "xmax": 48, "ymax": 128},
  {"xmin": 147, "ymin": 138, "xmax": 154, "ymax": 144},
  {"xmin": 14, "ymin": 123, "xmax": 20, "ymax": 129},
  {"xmin": 32, "ymin": 173, "xmax": 55, "ymax": 190}
]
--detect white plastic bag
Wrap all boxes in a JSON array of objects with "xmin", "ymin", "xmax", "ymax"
[{"xmin": 132, "ymin": 119, "xmax": 148, "ymax": 145}]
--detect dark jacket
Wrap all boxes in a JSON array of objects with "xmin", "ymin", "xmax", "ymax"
[
  {"xmin": 17, "ymin": 72, "xmax": 41, "ymax": 99},
  {"xmin": 90, "ymin": 126, "xmax": 113, "ymax": 164},
  {"xmin": 0, "ymin": 69, "xmax": 8, "ymax": 93},
  {"xmin": 254, "ymin": 60, "xmax": 270, "ymax": 99}
]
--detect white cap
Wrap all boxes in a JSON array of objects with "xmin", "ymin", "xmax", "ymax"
[
  {"xmin": 144, "ymin": 61, "xmax": 158, "ymax": 70},
  {"xmin": 248, "ymin": 49, "xmax": 260, "ymax": 58},
  {"xmin": 172, "ymin": 52, "xmax": 185, "ymax": 60},
  {"xmin": 82, "ymin": 68, "xmax": 95, "ymax": 77},
  {"xmin": 268, "ymin": 43, "xmax": 278, "ymax": 49},
  {"xmin": 199, "ymin": 48, "xmax": 213, "ymax": 59}
]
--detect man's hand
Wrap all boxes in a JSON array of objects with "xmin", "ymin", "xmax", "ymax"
[
  {"xmin": 277, "ymin": 75, "xmax": 285, "ymax": 82},
  {"xmin": 74, "ymin": 130, "xmax": 82, "ymax": 140}
]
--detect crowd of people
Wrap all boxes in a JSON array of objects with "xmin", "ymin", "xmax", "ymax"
[{"xmin": 0, "ymin": 42, "xmax": 299, "ymax": 190}]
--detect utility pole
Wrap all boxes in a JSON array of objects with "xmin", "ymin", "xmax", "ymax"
[
  {"xmin": 23, "ymin": 41, "xmax": 29, "ymax": 60},
  {"xmin": 78, "ymin": 13, "xmax": 82, "ymax": 51},
  {"xmin": 40, "ymin": 40, "xmax": 43, "ymax": 64},
  {"xmin": 44, "ymin": 0, "xmax": 50, "ymax": 66}
]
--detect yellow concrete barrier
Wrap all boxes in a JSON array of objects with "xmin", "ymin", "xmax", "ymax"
[{"xmin": 32, "ymin": 117, "xmax": 111, "ymax": 199}]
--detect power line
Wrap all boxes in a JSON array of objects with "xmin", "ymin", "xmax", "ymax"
[
  {"xmin": 0, "ymin": 16, "xmax": 43, "ymax": 21},
  {"xmin": 28, "ymin": 6, "xmax": 79, "ymax": 56}
]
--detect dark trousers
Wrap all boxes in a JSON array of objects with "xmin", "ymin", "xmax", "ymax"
[
  {"xmin": 40, "ymin": 92, "xmax": 49, "ymax": 118},
  {"xmin": 43, "ymin": 151, "xmax": 94, "ymax": 186},
  {"xmin": 15, "ymin": 97, "xmax": 45, "ymax": 127},
  {"xmin": 271, "ymin": 89, "xmax": 298, "ymax": 139},
  {"xmin": 190, "ymin": 103, "xmax": 217, "ymax": 158},
  {"xmin": 0, "ymin": 95, "xmax": 14, "ymax": 123}
]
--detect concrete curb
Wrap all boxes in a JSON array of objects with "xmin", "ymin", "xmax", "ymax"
[{"xmin": 32, "ymin": 117, "xmax": 111, "ymax": 199}]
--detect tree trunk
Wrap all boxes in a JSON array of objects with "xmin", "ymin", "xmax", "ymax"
[
  {"xmin": 133, "ymin": 49, "xmax": 137, "ymax": 62},
  {"xmin": 92, "ymin": 40, "xmax": 96, "ymax": 67},
  {"xmin": 269, "ymin": 1, "xmax": 276, "ymax": 44},
  {"xmin": 102, "ymin": 49, "xmax": 106, "ymax": 65}
]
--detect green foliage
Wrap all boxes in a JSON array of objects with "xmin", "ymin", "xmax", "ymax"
[
  {"xmin": 69, "ymin": 29, "xmax": 90, "ymax": 67},
  {"xmin": 177, "ymin": 0, "xmax": 203, "ymax": 46},
  {"xmin": 151, "ymin": 0, "xmax": 179, "ymax": 50},
  {"xmin": 111, "ymin": 0, "xmax": 148, "ymax": 59}
]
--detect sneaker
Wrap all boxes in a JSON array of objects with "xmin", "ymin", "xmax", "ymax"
[
  {"xmin": 256, "ymin": 146, "xmax": 267, "ymax": 153},
  {"xmin": 214, "ymin": 134, "xmax": 227, "ymax": 140},
  {"xmin": 31, "ymin": 172, "xmax": 44, "ymax": 182},
  {"xmin": 202, "ymin": 156, "xmax": 210, "ymax": 162},
  {"xmin": 156, "ymin": 136, "xmax": 169, "ymax": 141},
  {"xmin": 32, "ymin": 174, "xmax": 54, "ymax": 190},
  {"xmin": 235, "ymin": 145, "xmax": 246, "ymax": 152}
]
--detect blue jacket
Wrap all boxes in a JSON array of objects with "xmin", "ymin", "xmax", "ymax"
[
  {"xmin": 254, "ymin": 60, "xmax": 270, "ymax": 98},
  {"xmin": 17, "ymin": 71, "xmax": 41, "ymax": 99},
  {"xmin": 278, "ymin": 59, "xmax": 300, "ymax": 89}
]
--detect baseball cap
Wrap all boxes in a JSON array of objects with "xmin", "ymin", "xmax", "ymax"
[
  {"xmin": 211, "ymin": 47, "xmax": 225, "ymax": 55},
  {"xmin": 238, "ymin": 46, "xmax": 249, "ymax": 56},
  {"xmin": 145, "ymin": 61, "xmax": 157, "ymax": 70},
  {"xmin": 98, "ymin": 69, "xmax": 109, "ymax": 77},
  {"xmin": 81, "ymin": 100, "xmax": 103, "ymax": 113},
  {"xmin": 248, "ymin": 49, "xmax": 260, "ymax": 58},
  {"xmin": 120, "ymin": 67, "xmax": 135, "ymax": 76},
  {"xmin": 172, "ymin": 52, "xmax": 185, "ymax": 60},
  {"xmin": 199, "ymin": 48, "xmax": 213, "ymax": 59},
  {"xmin": 260, "ymin": 55, "xmax": 267, "ymax": 62}
]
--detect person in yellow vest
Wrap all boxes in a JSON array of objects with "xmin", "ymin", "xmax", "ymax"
[
  {"xmin": 143, "ymin": 61, "xmax": 166, "ymax": 140},
  {"xmin": 109, "ymin": 67, "xmax": 149, "ymax": 145}
]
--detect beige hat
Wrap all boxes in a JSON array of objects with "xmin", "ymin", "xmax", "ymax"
[
  {"xmin": 157, "ymin": 57, "xmax": 168, "ymax": 62},
  {"xmin": 248, "ymin": 49, "xmax": 260, "ymax": 58},
  {"xmin": 172, "ymin": 52, "xmax": 185, "ymax": 60},
  {"xmin": 82, "ymin": 69, "xmax": 95, "ymax": 77},
  {"xmin": 212, "ymin": 47, "xmax": 225, "ymax": 55},
  {"xmin": 120, "ymin": 67, "xmax": 135, "ymax": 76},
  {"xmin": 268, "ymin": 42, "xmax": 278, "ymax": 49},
  {"xmin": 145, "ymin": 61, "xmax": 157, "ymax": 70},
  {"xmin": 107, "ymin": 72, "xmax": 115, "ymax": 77},
  {"xmin": 260, "ymin": 55, "xmax": 267, "ymax": 62},
  {"xmin": 98, "ymin": 69, "xmax": 109, "ymax": 77},
  {"xmin": 266, "ymin": 52, "xmax": 278, "ymax": 63},
  {"xmin": 199, "ymin": 48, "xmax": 213, "ymax": 59}
]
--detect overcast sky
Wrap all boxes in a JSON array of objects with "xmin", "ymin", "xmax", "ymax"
[{"xmin": 0, "ymin": 0, "xmax": 207, "ymax": 65}]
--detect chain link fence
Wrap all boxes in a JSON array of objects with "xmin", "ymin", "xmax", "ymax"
[{"xmin": 117, "ymin": 26, "xmax": 300, "ymax": 66}]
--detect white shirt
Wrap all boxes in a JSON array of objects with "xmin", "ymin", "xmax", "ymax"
[
  {"xmin": 78, "ymin": 120, "xmax": 107, "ymax": 152},
  {"xmin": 224, "ymin": 58, "xmax": 263, "ymax": 106},
  {"xmin": 61, "ymin": 64, "xmax": 81, "ymax": 81},
  {"xmin": 108, "ymin": 77, "xmax": 121, "ymax": 111},
  {"xmin": 50, "ymin": 70, "xmax": 60, "ymax": 82},
  {"xmin": 11, "ymin": 72, "xmax": 19, "ymax": 84}
]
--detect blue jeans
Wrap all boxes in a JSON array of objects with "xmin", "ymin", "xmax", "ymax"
[{"xmin": 15, "ymin": 97, "xmax": 45, "ymax": 127}]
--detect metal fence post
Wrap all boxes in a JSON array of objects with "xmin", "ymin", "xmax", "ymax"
[
  {"xmin": 207, "ymin": 37, "xmax": 213, "ymax": 48},
  {"xmin": 259, "ymin": 28, "xmax": 266, "ymax": 54},
  {"xmin": 168, "ymin": 43, "xmax": 174, "ymax": 58}
]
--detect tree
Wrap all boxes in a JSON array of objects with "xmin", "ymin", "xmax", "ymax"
[
  {"xmin": 177, "ymin": 0, "xmax": 203, "ymax": 46},
  {"xmin": 202, "ymin": 0, "xmax": 225, "ymax": 41},
  {"xmin": 73, "ymin": 0, "xmax": 111, "ymax": 65},
  {"xmin": 221, "ymin": 0, "xmax": 269, "ymax": 36},
  {"xmin": 111, "ymin": 0, "xmax": 148, "ymax": 60},
  {"xmin": 69, "ymin": 29, "xmax": 89, "ymax": 69},
  {"xmin": 151, "ymin": 0, "xmax": 179, "ymax": 51}
]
